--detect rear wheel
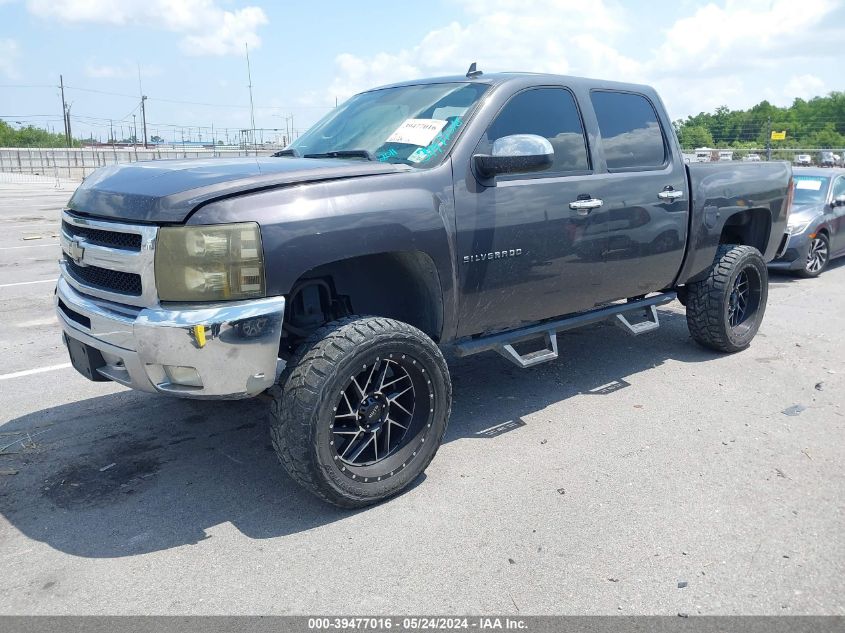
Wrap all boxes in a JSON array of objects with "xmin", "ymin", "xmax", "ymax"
[
  {"xmin": 269, "ymin": 316, "xmax": 451, "ymax": 507},
  {"xmin": 794, "ymin": 233, "xmax": 829, "ymax": 278},
  {"xmin": 685, "ymin": 245, "xmax": 768, "ymax": 352}
]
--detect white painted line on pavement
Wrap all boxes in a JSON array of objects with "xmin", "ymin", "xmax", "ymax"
[
  {"xmin": 0, "ymin": 363, "xmax": 71, "ymax": 381},
  {"xmin": 0, "ymin": 279, "xmax": 55, "ymax": 288},
  {"xmin": 0, "ymin": 223, "xmax": 59, "ymax": 230},
  {"xmin": 0, "ymin": 242, "xmax": 59, "ymax": 250}
]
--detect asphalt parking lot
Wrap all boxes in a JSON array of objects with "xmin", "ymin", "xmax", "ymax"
[{"xmin": 0, "ymin": 176, "xmax": 843, "ymax": 615}]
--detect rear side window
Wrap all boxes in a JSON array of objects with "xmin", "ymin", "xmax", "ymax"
[
  {"xmin": 591, "ymin": 91, "xmax": 666, "ymax": 170},
  {"xmin": 483, "ymin": 88, "xmax": 590, "ymax": 172}
]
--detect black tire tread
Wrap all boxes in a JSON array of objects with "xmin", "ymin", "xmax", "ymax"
[
  {"xmin": 685, "ymin": 244, "xmax": 766, "ymax": 353},
  {"xmin": 268, "ymin": 315, "xmax": 450, "ymax": 508}
]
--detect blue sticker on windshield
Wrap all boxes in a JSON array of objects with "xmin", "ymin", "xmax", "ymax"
[{"xmin": 377, "ymin": 148, "xmax": 399, "ymax": 162}]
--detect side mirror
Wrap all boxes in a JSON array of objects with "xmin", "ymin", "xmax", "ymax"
[
  {"xmin": 833, "ymin": 195, "xmax": 845, "ymax": 207},
  {"xmin": 473, "ymin": 134, "xmax": 553, "ymax": 180}
]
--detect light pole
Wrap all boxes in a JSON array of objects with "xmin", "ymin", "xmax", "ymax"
[{"xmin": 132, "ymin": 114, "xmax": 138, "ymax": 160}]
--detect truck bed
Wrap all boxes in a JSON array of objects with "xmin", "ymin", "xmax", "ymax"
[{"xmin": 677, "ymin": 161, "xmax": 792, "ymax": 285}]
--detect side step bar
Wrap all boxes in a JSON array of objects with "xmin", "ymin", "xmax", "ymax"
[{"xmin": 453, "ymin": 292, "xmax": 676, "ymax": 368}]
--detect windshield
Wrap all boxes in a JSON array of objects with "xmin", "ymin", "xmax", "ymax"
[
  {"xmin": 793, "ymin": 175, "xmax": 830, "ymax": 205},
  {"xmin": 288, "ymin": 82, "xmax": 489, "ymax": 168}
]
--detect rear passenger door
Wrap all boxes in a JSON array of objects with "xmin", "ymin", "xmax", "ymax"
[{"xmin": 586, "ymin": 90, "xmax": 688, "ymax": 302}]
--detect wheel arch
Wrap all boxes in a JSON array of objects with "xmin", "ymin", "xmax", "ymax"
[
  {"xmin": 283, "ymin": 250, "xmax": 445, "ymax": 346},
  {"xmin": 718, "ymin": 207, "xmax": 772, "ymax": 253}
]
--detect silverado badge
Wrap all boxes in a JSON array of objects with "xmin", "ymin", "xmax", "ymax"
[{"xmin": 463, "ymin": 248, "xmax": 523, "ymax": 264}]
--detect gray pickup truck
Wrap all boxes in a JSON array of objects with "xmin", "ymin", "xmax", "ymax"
[{"xmin": 56, "ymin": 70, "xmax": 792, "ymax": 506}]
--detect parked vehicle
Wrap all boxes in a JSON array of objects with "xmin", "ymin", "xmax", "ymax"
[
  {"xmin": 55, "ymin": 70, "xmax": 792, "ymax": 506},
  {"xmin": 743, "ymin": 153, "xmax": 762, "ymax": 162},
  {"xmin": 795, "ymin": 154, "xmax": 813, "ymax": 166},
  {"xmin": 769, "ymin": 167, "xmax": 845, "ymax": 277},
  {"xmin": 818, "ymin": 151, "xmax": 843, "ymax": 168}
]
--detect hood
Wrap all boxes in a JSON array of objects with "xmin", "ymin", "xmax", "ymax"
[
  {"xmin": 788, "ymin": 202, "xmax": 825, "ymax": 224},
  {"xmin": 68, "ymin": 157, "xmax": 411, "ymax": 223}
]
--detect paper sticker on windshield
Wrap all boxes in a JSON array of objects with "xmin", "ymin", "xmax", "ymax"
[
  {"xmin": 387, "ymin": 119, "xmax": 448, "ymax": 146},
  {"xmin": 795, "ymin": 178, "xmax": 823, "ymax": 191}
]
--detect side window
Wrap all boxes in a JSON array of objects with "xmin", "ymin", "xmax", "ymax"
[
  {"xmin": 833, "ymin": 177, "xmax": 845, "ymax": 200},
  {"xmin": 590, "ymin": 91, "xmax": 667, "ymax": 170},
  {"xmin": 482, "ymin": 88, "xmax": 589, "ymax": 173}
]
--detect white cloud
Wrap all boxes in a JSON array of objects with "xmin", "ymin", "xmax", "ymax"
[
  {"xmin": 784, "ymin": 74, "xmax": 826, "ymax": 102},
  {"xmin": 652, "ymin": 0, "xmax": 837, "ymax": 75},
  {"xmin": 327, "ymin": 0, "xmax": 842, "ymax": 118},
  {"xmin": 0, "ymin": 38, "xmax": 20, "ymax": 79},
  {"xmin": 25, "ymin": 0, "xmax": 268, "ymax": 56},
  {"xmin": 328, "ymin": 0, "xmax": 639, "ymax": 101}
]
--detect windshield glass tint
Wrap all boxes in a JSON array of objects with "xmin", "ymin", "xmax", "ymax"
[
  {"xmin": 288, "ymin": 82, "xmax": 489, "ymax": 167},
  {"xmin": 793, "ymin": 175, "xmax": 830, "ymax": 204}
]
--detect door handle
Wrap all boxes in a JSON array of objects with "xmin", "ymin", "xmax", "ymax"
[
  {"xmin": 658, "ymin": 189, "xmax": 684, "ymax": 200},
  {"xmin": 569, "ymin": 198, "xmax": 603, "ymax": 215}
]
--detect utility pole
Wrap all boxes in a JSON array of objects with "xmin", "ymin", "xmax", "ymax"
[
  {"xmin": 140, "ymin": 95, "xmax": 148, "ymax": 148},
  {"xmin": 59, "ymin": 75, "xmax": 70, "ymax": 146},
  {"xmin": 245, "ymin": 42, "xmax": 257, "ymax": 156},
  {"xmin": 64, "ymin": 103, "xmax": 72, "ymax": 147},
  {"xmin": 766, "ymin": 116, "xmax": 772, "ymax": 162},
  {"xmin": 132, "ymin": 114, "xmax": 138, "ymax": 160},
  {"xmin": 137, "ymin": 64, "xmax": 149, "ymax": 149}
]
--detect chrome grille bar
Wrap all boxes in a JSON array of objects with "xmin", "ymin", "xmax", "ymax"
[{"xmin": 60, "ymin": 210, "xmax": 159, "ymax": 307}]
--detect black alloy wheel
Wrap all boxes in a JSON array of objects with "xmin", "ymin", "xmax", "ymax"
[
  {"xmin": 686, "ymin": 244, "xmax": 768, "ymax": 352},
  {"xmin": 331, "ymin": 355, "xmax": 428, "ymax": 471},
  {"xmin": 269, "ymin": 316, "xmax": 451, "ymax": 507}
]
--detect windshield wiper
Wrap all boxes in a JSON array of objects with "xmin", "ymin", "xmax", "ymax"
[
  {"xmin": 303, "ymin": 149, "xmax": 375, "ymax": 161},
  {"xmin": 271, "ymin": 148, "xmax": 301, "ymax": 157}
]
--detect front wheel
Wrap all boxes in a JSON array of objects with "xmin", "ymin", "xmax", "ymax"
[
  {"xmin": 685, "ymin": 245, "xmax": 768, "ymax": 353},
  {"xmin": 269, "ymin": 316, "xmax": 451, "ymax": 508},
  {"xmin": 794, "ymin": 233, "xmax": 829, "ymax": 278}
]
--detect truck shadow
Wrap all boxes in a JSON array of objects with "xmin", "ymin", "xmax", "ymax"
[{"xmin": 0, "ymin": 307, "xmax": 717, "ymax": 558}]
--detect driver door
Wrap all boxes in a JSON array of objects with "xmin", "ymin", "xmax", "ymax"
[{"xmin": 453, "ymin": 87, "xmax": 608, "ymax": 338}]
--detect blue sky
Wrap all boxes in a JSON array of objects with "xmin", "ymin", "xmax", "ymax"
[{"xmin": 1, "ymin": 0, "xmax": 843, "ymax": 144}]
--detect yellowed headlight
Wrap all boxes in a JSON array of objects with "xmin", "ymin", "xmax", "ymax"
[{"xmin": 155, "ymin": 223, "xmax": 265, "ymax": 302}]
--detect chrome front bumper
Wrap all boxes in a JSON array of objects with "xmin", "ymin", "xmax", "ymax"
[{"xmin": 55, "ymin": 277, "xmax": 285, "ymax": 399}]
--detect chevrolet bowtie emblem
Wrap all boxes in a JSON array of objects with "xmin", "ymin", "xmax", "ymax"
[{"xmin": 67, "ymin": 238, "xmax": 85, "ymax": 264}]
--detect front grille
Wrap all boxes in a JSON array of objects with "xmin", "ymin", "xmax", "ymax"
[
  {"xmin": 64, "ymin": 254, "xmax": 142, "ymax": 296},
  {"xmin": 62, "ymin": 220, "xmax": 142, "ymax": 251}
]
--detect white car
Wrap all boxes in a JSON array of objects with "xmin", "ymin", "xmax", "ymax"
[
  {"xmin": 794, "ymin": 154, "xmax": 813, "ymax": 166},
  {"xmin": 743, "ymin": 153, "xmax": 761, "ymax": 162}
]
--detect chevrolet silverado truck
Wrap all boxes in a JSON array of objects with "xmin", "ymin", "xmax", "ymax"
[{"xmin": 55, "ymin": 70, "xmax": 793, "ymax": 507}]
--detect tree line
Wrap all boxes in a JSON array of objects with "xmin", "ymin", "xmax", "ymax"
[
  {"xmin": 0, "ymin": 120, "xmax": 80, "ymax": 148},
  {"xmin": 673, "ymin": 92, "xmax": 845, "ymax": 150}
]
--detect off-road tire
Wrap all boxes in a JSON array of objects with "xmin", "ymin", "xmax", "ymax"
[
  {"xmin": 269, "ymin": 316, "xmax": 451, "ymax": 508},
  {"xmin": 686, "ymin": 244, "xmax": 768, "ymax": 353}
]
